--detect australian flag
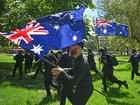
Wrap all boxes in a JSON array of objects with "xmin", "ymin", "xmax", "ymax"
[
  {"xmin": 5, "ymin": 6, "xmax": 85, "ymax": 57},
  {"xmin": 95, "ymin": 20, "xmax": 128, "ymax": 37}
]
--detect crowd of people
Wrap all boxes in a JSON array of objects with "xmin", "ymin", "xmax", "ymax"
[{"xmin": 12, "ymin": 42, "xmax": 140, "ymax": 105}]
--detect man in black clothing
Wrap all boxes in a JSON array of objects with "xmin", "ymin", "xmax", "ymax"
[
  {"xmin": 57, "ymin": 49, "xmax": 74, "ymax": 105},
  {"xmin": 24, "ymin": 51, "xmax": 34, "ymax": 76},
  {"xmin": 32, "ymin": 55, "xmax": 43, "ymax": 79},
  {"xmin": 129, "ymin": 49, "xmax": 140, "ymax": 80},
  {"xmin": 99, "ymin": 48, "xmax": 128, "ymax": 92},
  {"xmin": 43, "ymin": 52, "xmax": 60, "ymax": 97},
  {"xmin": 87, "ymin": 48, "xmax": 102, "ymax": 76},
  {"xmin": 52, "ymin": 42, "xmax": 93, "ymax": 105},
  {"xmin": 12, "ymin": 51, "xmax": 24, "ymax": 79}
]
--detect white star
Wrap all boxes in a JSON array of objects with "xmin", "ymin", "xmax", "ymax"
[
  {"xmin": 31, "ymin": 45, "xmax": 43, "ymax": 55},
  {"xmin": 72, "ymin": 35, "xmax": 78, "ymax": 41},
  {"xmin": 70, "ymin": 15, "xmax": 74, "ymax": 19},
  {"xmin": 51, "ymin": 13, "xmax": 63, "ymax": 17},
  {"xmin": 76, "ymin": 5, "xmax": 80, "ymax": 9},
  {"xmin": 103, "ymin": 29, "xmax": 107, "ymax": 34},
  {"xmin": 54, "ymin": 25, "xmax": 60, "ymax": 30},
  {"xmin": 120, "ymin": 31, "xmax": 123, "ymax": 34}
]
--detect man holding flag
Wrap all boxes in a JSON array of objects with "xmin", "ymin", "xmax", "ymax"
[
  {"xmin": 52, "ymin": 42, "xmax": 93, "ymax": 105},
  {"xmin": 1, "ymin": 6, "xmax": 93, "ymax": 104}
]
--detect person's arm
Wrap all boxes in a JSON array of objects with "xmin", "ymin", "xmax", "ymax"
[{"xmin": 59, "ymin": 64, "xmax": 86, "ymax": 87}]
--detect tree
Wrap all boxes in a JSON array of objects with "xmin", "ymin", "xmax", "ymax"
[
  {"xmin": 0, "ymin": 0, "xmax": 6, "ymax": 16},
  {"xmin": 0, "ymin": 0, "xmax": 95, "ymax": 48},
  {"xmin": 101, "ymin": 0, "xmax": 140, "ymax": 44},
  {"xmin": 1, "ymin": 0, "xmax": 94, "ymax": 32}
]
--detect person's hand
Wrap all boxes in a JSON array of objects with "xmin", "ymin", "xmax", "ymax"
[
  {"xmin": 52, "ymin": 67, "xmax": 63, "ymax": 80},
  {"xmin": 52, "ymin": 67, "xmax": 63, "ymax": 76}
]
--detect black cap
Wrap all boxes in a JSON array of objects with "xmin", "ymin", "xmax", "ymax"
[{"xmin": 77, "ymin": 42, "xmax": 84, "ymax": 49}]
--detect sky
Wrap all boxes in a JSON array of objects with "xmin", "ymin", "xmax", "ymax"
[{"xmin": 84, "ymin": 0, "xmax": 103, "ymax": 20}]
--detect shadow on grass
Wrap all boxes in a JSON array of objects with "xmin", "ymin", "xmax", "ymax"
[
  {"xmin": 91, "ymin": 73, "xmax": 102, "ymax": 81},
  {"xmin": 107, "ymin": 87, "xmax": 129, "ymax": 98},
  {"xmin": 115, "ymin": 68, "xmax": 130, "ymax": 72},
  {"xmin": 106, "ymin": 98, "xmax": 132, "ymax": 105},
  {"xmin": 105, "ymin": 87, "xmax": 134, "ymax": 105},
  {"xmin": 0, "ymin": 62, "xmax": 14, "ymax": 70},
  {"xmin": 135, "ymin": 80, "xmax": 140, "ymax": 84},
  {"xmin": 37, "ymin": 94, "xmax": 60, "ymax": 105},
  {"xmin": 0, "ymin": 62, "xmax": 44, "ymax": 90}
]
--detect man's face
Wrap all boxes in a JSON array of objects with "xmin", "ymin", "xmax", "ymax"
[{"xmin": 69, "ymin": 44, "xmax": 82, "ymax": 57}]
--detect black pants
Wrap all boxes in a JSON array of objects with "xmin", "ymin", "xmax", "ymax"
[
  {"xmin": 12, "ymin": 63, "xmax": 23, "ymax": 78},
  {"xmin": 44, "ymin": 72, "xmax": 60, "ymax": 96},
  {"xmin": 60, "ymin": 86, "xmax": 66, "ymax": 105},
  {"xmin": 89, "ymin": 63, "xmax": 101, "ymax": 76},
  {"xmin": 102, "ymin": 67, "xmax": 122, "ymax": 91},
  {"xmin": 131, "ymin": 65, "xmax": 140, "ymax": 80},
  {"xmin": 33, "ymin": 65, "xmax": 43, "ymax": 78},
  {"xmin": 67, "ymin": 87, "xmax": 93, "ymax": 105},
  {"xmin": 25, "ymin": 62, "xmax": 31, "ymax": 75}
]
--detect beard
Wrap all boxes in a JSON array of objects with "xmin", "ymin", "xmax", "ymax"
[
  {"xmin": 70, "ymin": 49, "xmax": 77, "ymax": 57},
  {"xmin": 69, "ymin": 48, "xmax": 77, "ymax": 57}
]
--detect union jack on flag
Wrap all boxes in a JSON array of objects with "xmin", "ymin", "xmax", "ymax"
[{"xmin": 6, "ymin": 21, "xmax": 49, "ymax": 45}]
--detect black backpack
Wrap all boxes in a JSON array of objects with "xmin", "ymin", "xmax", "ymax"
[{"xmin": 107, "ymin": 54, "xmax": 118, "ymax": 66}]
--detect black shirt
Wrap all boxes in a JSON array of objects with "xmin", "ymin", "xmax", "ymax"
[
  {"xmin": 59, "ymin": 54, "xmax": 93, "ymax": 90},
  {"xmin": 14, "ymin": 53, "xmax": 24, "ymax": 63}
]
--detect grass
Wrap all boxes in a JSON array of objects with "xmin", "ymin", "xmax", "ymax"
[{"xmin": 0, "ymin": 53, "xmax": 140, "ymax": 105}]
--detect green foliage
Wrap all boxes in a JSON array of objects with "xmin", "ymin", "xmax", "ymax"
[
  {"xmin": 102, "ymin": 0, "xmax": 140, "ymax": 44},
  {"xmin": 92, "ymin": 0, "xmax": 140, "ymax": 54},
  {"xmin": 0, "ymin": 0, "xmax": 6, "ymax": 16},
  {"xmin": 1, "ymin": 0, "xmax": 94, "ymax": 32},
  {"xmin": 0, "ymin": 0, "xmax": 95, "ymax": 48}
]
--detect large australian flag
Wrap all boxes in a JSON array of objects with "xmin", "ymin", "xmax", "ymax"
[{"xmin": 5, "ymin": 6, "xmax": 85, "ymax": 57}]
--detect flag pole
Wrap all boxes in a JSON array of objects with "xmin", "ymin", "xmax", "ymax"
[
  {"xmin": 33, "ymin": 56, "xmax": 72, "ymax": 72},
  {"xmin": 94, "ymin": 88, "xmax": 107, "ymax": 96},
  {"xmin": 92, "ymin": 18, "xmax": 101, "ymax": 71},
  {"xmin": 96, "ymin": 35, "xmax": 101, "ymax": 70}
]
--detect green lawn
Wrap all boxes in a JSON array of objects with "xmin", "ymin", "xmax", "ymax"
[{"xmin": 0, "ymin": 53, "xmax": 140, "ymax": 105}]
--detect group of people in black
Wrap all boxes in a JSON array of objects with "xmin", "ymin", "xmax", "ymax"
[
  {"xmin": 12, "ymin": 51, "xmax": 34, "ymax": 79},
  {"xmin": 12, "ymin": 42, "xmax": 140, "ymax": 105}
]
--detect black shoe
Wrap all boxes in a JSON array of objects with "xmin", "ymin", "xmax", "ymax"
[{"xmin": 122, "ymin": 80, "xmax": 128, "ymax": 89}]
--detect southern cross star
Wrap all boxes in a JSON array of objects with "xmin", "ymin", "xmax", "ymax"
[
  {"xmin": 54, "ymin": 25, "xmax": 60, "ymax": 30},
  {"xmin": 72, "ymin": 35, "xmax": 78, "ymax": 41},
  {"xmin": 70, "ymin": 15, "xmax": 74, "ymax": 19},
  {"xmin": 31, "ymin": 44, "xmax": 43, "ymax": 55},
  {"xmin": 103, "ymin": 29, "xmax": 107, "ymax": 34},
  {"xmin": 120, "ymin": 31, "xmax": 123, "ymax": 34}
]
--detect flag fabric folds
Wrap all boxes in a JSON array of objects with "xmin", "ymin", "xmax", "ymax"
[
  {"xmin": 4, "ymin": 6, "xmax": 85, "ymax": 57},
  {"xmin": 95, "ymin": 20, "xmax": 128, "ymax": 37}
]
